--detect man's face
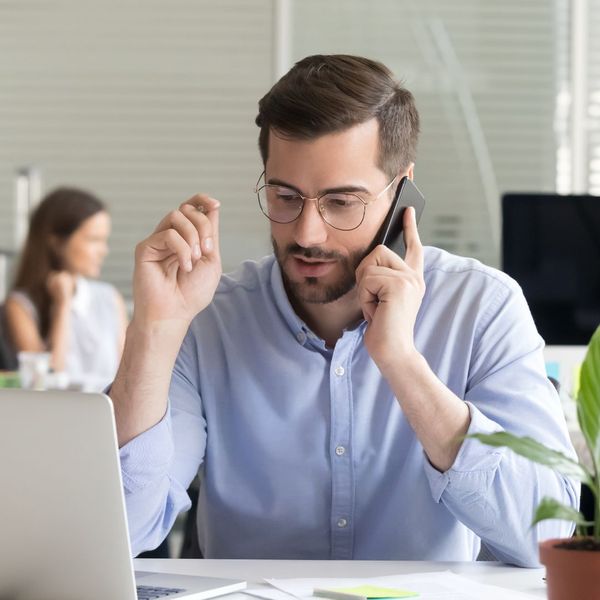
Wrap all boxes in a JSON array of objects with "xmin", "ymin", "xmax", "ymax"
[{"xmin": 266, "ymin": 119, "xmax": 397, "ymax": 306}]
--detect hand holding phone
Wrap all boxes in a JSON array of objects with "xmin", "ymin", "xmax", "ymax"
[{"xmin": 373, "ymin": 176, "xmax": 425, "ymax": 258}]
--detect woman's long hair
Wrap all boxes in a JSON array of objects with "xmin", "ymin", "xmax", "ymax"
[{"xmin": 12, "ymin": 187, "xmax": 106, "ymax": 339}]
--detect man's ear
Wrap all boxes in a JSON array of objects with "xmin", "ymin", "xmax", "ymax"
[{"xmin": 405, "ymin": 163, "xmax": 415, "ymax": 181}]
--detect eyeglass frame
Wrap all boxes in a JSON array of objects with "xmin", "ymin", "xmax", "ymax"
[{"xmin": 254, "ymin": 171, "xmax": 398, "ymax": 232}]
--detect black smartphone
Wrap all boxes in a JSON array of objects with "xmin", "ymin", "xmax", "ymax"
[{"xmin": 373, "ymin": 176, "xmax": 425, "ymax": 258}]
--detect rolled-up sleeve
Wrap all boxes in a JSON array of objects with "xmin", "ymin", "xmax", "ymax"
[
  {"xmin": 118, "ymin": 328, "xmax": 207, "ymax": 557},
  {"xmin": 424, "ymin": 282, "xmax": 580, "ymax": 567}
]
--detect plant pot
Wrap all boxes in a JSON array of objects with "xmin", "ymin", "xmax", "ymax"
[{"xmin": 539, "ymin": 537, "xmax": 600, "ymax": 600}]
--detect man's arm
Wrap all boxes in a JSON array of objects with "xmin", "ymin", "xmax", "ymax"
[
  {"xmin": 421, "ymin": 290, "xmax": 579, "ymax": 566},
  {"xmin": 378, "ymin": 351, "xmax": 470, "ymax": 471},
  {"xmin": 118, "ymin": 326, "xmax": 208, "ymax": 556},
  {"xmin": 356, "ymin": 207, "xmax": 469, "ymax": 471},
  {"xmin": 110, "ymin": 196, "xmax": 221, "ymax": 447},
  {"xmin": 356, "ymin": 207, "xmax": 579, "ymax": 566}
]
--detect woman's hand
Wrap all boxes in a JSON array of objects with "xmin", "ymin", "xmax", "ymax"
[{"xmin": 47, "ymin": 271, "xmax": 76, "ymax": 306}]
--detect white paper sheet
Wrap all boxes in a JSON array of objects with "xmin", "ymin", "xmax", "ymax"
[{"xmin": 254, "ymin": 571, "xmax": 540, "ymax": 600}]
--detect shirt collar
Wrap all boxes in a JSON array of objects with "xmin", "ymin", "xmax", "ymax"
[{"xmin": 268, "ymin": 256, "xmax": 364, "ymax": 352}]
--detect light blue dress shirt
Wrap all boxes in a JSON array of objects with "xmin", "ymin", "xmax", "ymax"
[{"xmin": 119, "ymin": 247, "xmax": 579, "ymax": 565}]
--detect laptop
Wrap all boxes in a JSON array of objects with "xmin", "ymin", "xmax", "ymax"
[{"xmin": 0, "ymin": 389, "xmax": 247, "ymax": 600}]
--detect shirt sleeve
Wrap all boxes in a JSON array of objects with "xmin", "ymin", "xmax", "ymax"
[
  {"xmin": 118, "ymin": 327, "xmax": 206, "ymax": 557},
  {"xmin": 422, "ymin": 280, "xmax": 580, "ymax": 567}
]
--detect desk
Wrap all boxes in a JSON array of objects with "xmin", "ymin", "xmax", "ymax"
[{"xmin": 134, "ymin": 559, "xmax": 547, "ymax": 598}]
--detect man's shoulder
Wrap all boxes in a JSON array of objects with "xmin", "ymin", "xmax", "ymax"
[
  {"xmin": 423, "ymin": 246, "xmax": 518, "ymax": 294},
  {"xmin": 187, "ymin": 255, "xmax": 281, "ymax": 336},
  {"xmin": 215, "ymin": 255, "xmax": 276, "ymax": 298}
]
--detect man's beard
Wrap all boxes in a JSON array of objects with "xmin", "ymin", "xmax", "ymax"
[{"xmin": 272, "ymin": 238, "xmax": 369, "ymax": 305}]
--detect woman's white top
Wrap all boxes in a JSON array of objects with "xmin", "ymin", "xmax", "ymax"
[{"xmin": 10, "ymin": 277, "xmax": 122, "ymax": 391}]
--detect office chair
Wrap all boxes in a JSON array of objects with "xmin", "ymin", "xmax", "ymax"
[{"xmin": 0, "ymin": 305, "xmax": 18, "ymax": 371}]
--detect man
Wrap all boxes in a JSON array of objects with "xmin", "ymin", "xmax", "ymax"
[{"xmin": 111, "ymin": 55, "xmax": 578, "ymax": 565}]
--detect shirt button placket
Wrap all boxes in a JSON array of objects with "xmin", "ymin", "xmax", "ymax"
[{"xmin": 330, "ymin": 345, "xmax": 354, "ymax": 559}]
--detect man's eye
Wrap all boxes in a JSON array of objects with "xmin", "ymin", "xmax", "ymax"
[
  {"xmin": 276, "ymin": 191, "xmax": 302, "ymax": 203},
  {"xmin": 324, "ymin": 195, "xmax": 361, "ymax": 209}
]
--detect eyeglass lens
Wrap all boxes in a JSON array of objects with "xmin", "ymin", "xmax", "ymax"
[{"xmin": 258, "ymin": 186, "xmax": 366, "ymax": 231}]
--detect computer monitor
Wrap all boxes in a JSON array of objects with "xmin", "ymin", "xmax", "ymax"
[{"xmin": 502, "ymin": 193, "xmax": 600, "ymax": 345}]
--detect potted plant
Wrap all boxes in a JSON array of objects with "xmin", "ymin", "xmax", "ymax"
[{"xmin": 468, "ymin": 325, "xmax": 600, "ymax": 600}]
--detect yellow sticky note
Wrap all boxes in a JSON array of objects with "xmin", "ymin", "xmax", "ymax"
[
  {"xmin": 572, "ymin": 364, "xmax": 581, "ymax": 399},
  {"xmin": 314, "ymin": 584, "xmax": 419, "ymax": 599}
]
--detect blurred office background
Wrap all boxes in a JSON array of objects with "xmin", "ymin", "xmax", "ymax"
[{"xmin": 0, "ymin": 0, "xmax": 598, "ymax": 303}]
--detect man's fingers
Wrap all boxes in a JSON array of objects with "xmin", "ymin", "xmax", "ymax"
[
  {"xmin": 139, "ymin": 229, "xmax": 195, "ymax": 273},
  {"xmin": 153, "ymin": 209, "xmax": 201, "ymax": 260},
  {"xmin": 355, "ymin": 244, "xmax": 405, "ymax": 283},
  {"xmin": 179, "ymin": 196, "xmax": 220, "ymax": 260},
  {"xmin": 403, "ymin": 207, "xmax": 424, "ymax": 272},
  {"xmin": 152, "ymin": 194, "xmax": 221, "ymax": 265}
]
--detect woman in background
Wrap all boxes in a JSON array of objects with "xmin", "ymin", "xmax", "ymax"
[{"xmin": 5, "ymin": 187, "xmax": 127, "ymax": 391}]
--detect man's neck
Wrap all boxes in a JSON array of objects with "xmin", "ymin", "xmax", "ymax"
[{"xmin": 288, "ymin": 287, "xmax": 364, "ymax": 349}]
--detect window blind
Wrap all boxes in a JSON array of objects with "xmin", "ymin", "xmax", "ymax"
[
  {"xmin": 588, "ymin": 0, "xmax": 600, "ymax": 194},
  {"xmin": 291, "ymin": 0, "xmax": 565, "ymax": 267},
  {"xmin": 1, "ymin": 0, "xmax": 590, "ymax": 297},
  {"xmin": 0, "ymin": 0, "xmax": 274, "ymax": 300}
]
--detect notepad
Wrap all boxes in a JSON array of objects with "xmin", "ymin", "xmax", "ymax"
[{"xmin": 313, "ymin": 584, "xmax": 419, "ymax": 600}]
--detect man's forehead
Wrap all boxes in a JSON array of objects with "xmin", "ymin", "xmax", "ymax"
[{"xmin": 265, "ymin": 119, "xmax": 382, "ymax": 181}]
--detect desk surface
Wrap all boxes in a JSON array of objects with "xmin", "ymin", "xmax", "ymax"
[{"xmin": 134, "ymin": 559, "xmax": 546, "ymax": 598}]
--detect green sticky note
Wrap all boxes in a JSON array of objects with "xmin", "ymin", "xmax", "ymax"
[
  {"xmin": 0, "ymin": 371, "xmax": 20, "ymax": 388},
  {"xmin": 572, "ymin": 364, "xmax": 582, "ymax": 398},
  {"xmin": 328, "ymin": 585, "xmax": 418, "ymax": 598}
]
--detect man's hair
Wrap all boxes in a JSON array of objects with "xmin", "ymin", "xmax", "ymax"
[{"xmin": 256, "ymin": 54, "xmax": 420, "ymax": 178}]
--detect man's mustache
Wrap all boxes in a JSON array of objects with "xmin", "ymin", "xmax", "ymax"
[{"xmin": 284, "ymin": 244, "xmax": 345, "ymax": 261}]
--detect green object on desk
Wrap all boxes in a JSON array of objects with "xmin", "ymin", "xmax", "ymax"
[
  {"xmin": 0, "ymin": 371, "xmax": 20, "ymax": 388},
  {"xmin": 313, "ymin": 584, "xmax": 419, "ymax": 600}
]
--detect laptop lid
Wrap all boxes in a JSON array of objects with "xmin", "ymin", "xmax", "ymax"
[{"xmin": 0, "ymin": 390, "xmax": 245, "ymax": 600}]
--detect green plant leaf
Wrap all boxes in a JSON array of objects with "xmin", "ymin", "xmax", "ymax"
[
  {"xmin": 466, "ymin": 432, "xmax": 594, "ymax": 489},
  {"xmin": 577, "ymin": 326, "xmax": 600, "ymax": 474},
  {"xmin": 531, "ymin": 496, "xmax": 593, "ymax": 528}
]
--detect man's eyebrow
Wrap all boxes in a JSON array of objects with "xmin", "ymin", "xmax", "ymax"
[{"xmin": 267, "ymin": 178, "xmax": 371, "ymax": 195}]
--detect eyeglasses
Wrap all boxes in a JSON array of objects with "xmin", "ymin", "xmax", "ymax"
[{"xmin": 255, "ymin": 171, "xmax": 397, "ymax": 231}]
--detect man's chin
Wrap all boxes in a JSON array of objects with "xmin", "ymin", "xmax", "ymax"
[
  {"xmin": 283, "ymin": 272, "xmax": 355, "ymax": 305},
  {"xmin": 272, "ymin": 239, "xmax": 368, "ymax": 306}
]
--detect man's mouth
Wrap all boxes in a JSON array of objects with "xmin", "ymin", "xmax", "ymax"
[{"xmin": 291, "ymin": 255, "xmax": 337, "ymax": 278}]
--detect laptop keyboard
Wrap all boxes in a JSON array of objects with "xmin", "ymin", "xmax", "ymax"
[{"xmin": 137, "ymin": 584, "xmax": 186, "ymax": 599}]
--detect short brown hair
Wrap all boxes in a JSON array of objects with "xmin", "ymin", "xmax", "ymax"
[{"xmin": 256, "ymin": 54, "xmax": 420, "ymax": 178}]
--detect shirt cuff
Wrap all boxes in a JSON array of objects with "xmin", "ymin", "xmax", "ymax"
[
  {"xmin": 423, "ymin": 401, "xmax": 506, "ymax": 503},
  {"xmin": 119, "ymin": 408, "xmax": 174, "ymax": 493}
]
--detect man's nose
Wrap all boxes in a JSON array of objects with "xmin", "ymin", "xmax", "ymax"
[{"xmin": 292, "ymin": 199, "xmax": 328, "ymax": 248}]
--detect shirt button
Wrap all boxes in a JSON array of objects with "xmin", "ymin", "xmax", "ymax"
[
  {"xmin": 296, "ymin": 332, "xmax": 306, "ymax": 344},
  {"xmin": 337, "ymin": 518, "xmax": 348, "ymax": 528},
  {"xmin": 335, "ymin": 445, "xmax": 345, "ymax": 456},
  {"xmin": 334, "ymin": 366, "xmax": 345, "ymax": 377}
]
